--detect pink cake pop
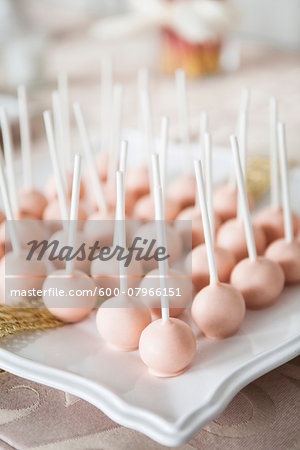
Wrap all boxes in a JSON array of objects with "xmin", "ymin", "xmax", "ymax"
[
  {"xmin": 96, "ymin": 171, "xmax": 151, "ymax": 351},
  {"xmin": 133, "ymin": 117, "xmax": 180, "ymax": 221},
  {"xmin": 94, "ymin": 56, "xmax": 113, "ymax": 183},
  {"xmin": 91, "ymin": 156, "xmax": 143, "ymax": 294},
  {"xmin": 166, "ymin": 70, "xmax": 196, "ymax": 211},
  {"xmin": 132, "ymin": 221, "xmax": 182, "ymax": 272},
  {"xmin": 73, "ymin": 102, "xmax": 115, "ymax": 246},
  {"xmin": 45, "ymin": 79, "xmax": 85, "ymax": 202},
  {"xmin": 126, "ymin": 165, "xmax": 150, "ymax": 202},
  {"xmin": 95, "ymin": 151, "xmax": 109, "ymax": 182},
  {"xmin": 138, "ymin": 154, "xmax": 192, "ymax": 318},
  {"xmin": 45, "ymin": 171, "xmax": 85, "ymax": 202},
  {"xmin": 124, "ymin": 69, "xmax": 152, "ymax": 203},
  {"xmin": 17, "ymin": 86, "xmax": 48, "ymax": 219},
  {"xmin": 0, "ymin": 107, "xmax": 47, "ymax": 250},
  {"xmin": 254, "ymin": 99, "xmax": 299, "ymax": 243},
  {"xmin": 216, "ymin": 105, "xmax": 266, "ymax": 262},
  {"xmin": 139, "ymin": 173, "xmax": 196, "ymax": 377},
  {"xmin": 191, "ymin": 159, "xmax": 245, "ymax": 338},
  {"xmin": 213, "ymin": 89, "xmax": 254, "ymax": 221},
  {"xmin": 186, "ymin": 133, "xmax": 236, "ymax": 292},
  {"xmin": 43, "ymin": 154, "xmax": 97, "ymax": 322},
  {"xmin": 216, "ymin": 216, "xmax": 266, "ymax": 262},
  {"xmin": 230, "ymin": 136, "xmax": 285, "ymax": 309},
  {"xmin": 176, "ymin": 131, "xmax": 221, "ymax": 249},
  {"xmin": 265, "ymin": 123, "xmax": 300, "ymax": 284},
  {"xmin": 100, "ymin": 85, "xmax": 136, "ymax": 216},
  {"xmin": 43, "ymin": 199, "xmax": 87, "ymax": 224},
  {"xmin": 43, "ymin": 110, "xmax": 71, "ymax": 231},
  {"xmin": 0, "ymin": 150, "xmax": 47, "ymax": 304}
]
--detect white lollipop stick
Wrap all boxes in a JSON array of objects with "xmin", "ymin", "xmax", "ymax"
[
  {"xmin": 229, "ymin": 88, "xmax": 250, "ymax": 189},
  {"xmin": 0, "ymin": 107, "xmax": 19, "ymax": 217},
  {"xmin": 175, "ymin": 69, "xmax": 190, "ymax": 148},
  {"xmin": 238, "ymin": 87, "xmax": 250, "ymax": 175},
  {"xmin": 237, "ymin": 102, "xmax": 249, "ymax": 219},
  {"xmin": 238, "ymin": 109, "xmax": 247, "ymax": 178},
  {"xmin": 66, "ymin": 154, "xmax": 81, "ymax": 275},
  {"xmin": 270, "ymin": 98, "xmax": 280, "ymax": 209},
  {"xmin": 116, "ymin": 170, "xmax": 128, "ymax": 294},
  {"xmin": 119, "ymin": 139, "xmax": 128, "ymax": 174},
  {"xmin": 18, "ymin": 85, "xmax": 32, "ymax": 190},
  {"xmin": 139, "ymin": 68, "xmax": 153, "ymax": 195},
  {"xmin": 240, "ymin": 88, "xmax": 250, "ymax": 113},
  {"xmin": 0, "ymin": 154, "xmax": 21, "ymax": 254},
  {"xmin": 52, "ymin": 91, "xmax": 67, "ymax": 190},
  {"xmin": 138, "ymin": 67, "xmax": 152, "ymax": 143},
  {"xmin": 199, "ymin": 110, "xmax": 208, "ymax": 167},
  {"xmin": 231, "ymin": 135, "xmax": 257, "ymax": 262},
  {"xmin": 58, "ymin": 72, "xmax": 72, "ymax": 170},
  {"xmin": 43, "ymin": 111, "xmax": 69, "ymax": 229},
  {"xmin": 204, "ymin": 132, "xmax": 215, "ymax": 244},
  {"xmin": 107, "ymin": 84, "xmax": 123, "ymax": 187},
  {"xmin": 73, "ymin": 102, "xmax": 107, "ymax": 213},
  {"xmin": 159, "ymin": 116, "xmax": 169, "ymax": 197},
  {"xmin": 100, "ymin": 56, "xmax": 113, "ymax": 151},
  {"xmin": 152, "ymin": 153, "xmax": 169, "ymax": 322},
  {"xmin": 113, "ymin": 140, "xmax": 128, "ymax": 248},
  {"xmin": 194, "ymin": 160, "xmax": 218, "ymax": 284},
  {"xmin": 175, "ymin": 69, "xmax": 190, "ymax": 173},
  {"xmin": 277, "ymin": 123, "xmax": 293, "ymax": 243}
]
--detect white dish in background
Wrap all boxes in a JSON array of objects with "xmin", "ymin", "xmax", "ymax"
[{"xmin": 0, "ymin": 140, "xmax": 299, "ymax": 446}]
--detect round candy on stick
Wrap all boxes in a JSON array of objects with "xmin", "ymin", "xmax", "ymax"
[
  {"xmin": 100, "ymin": 56, "xmax": 113, "ymax": 159},
  {"xmin": 0, "ymin": 107, "xmax": 46, "ymax": 249},
  {"xmin": 43, "ymin": 110, "xmax": 87, "ymax": 229},
  {"xmin": 177, "ymin": 130, "xmax": 222, "ymax": 249},
  {"xmin": 91, "ymin": 157, "xmax": 143, "ymax": 294},
  {"xmin": 216, "ymin": 104, "xmax": 266, "ymax": 263},
  {"xmin": 125, "ymin": 69, "xmax": 150, "ymax": 202},
  {"xmin": 0, "ymin": 153, "xmax": 47, "ymax": 304},
  {"xmin": 167, "ymin": 70, "xmax": 196, "ymax": 210},
  {"xmin": 139, "ymin": 169, "xmax": 196, "ymax": 377},
  {"xmin": 254, "ymin": 99, "xmax": 299, "ymax": 243},
  {"xmin": 213, "ymin": 89, "xmax": 254, "ymax": 221},
  {"xmin": 265, "ymin": 123, "xmax": 300, "ymax": 284},
  {"xmin": 43, "ymin": 154, "xmax": 97, "ymax": 322},
  {"xmin": 187, "ymin": 133, "xmax": 235, "ymax": 292},
  {"xmin": 58, "ymin": 72, "xmax": 72, "ymax": 171},
  {"xmin": 96, "ymin": 171, "xmax": 151, "ymax": 351},
  {"xmin": 139, "ymin": 154, "xmax": 191, "ymax": 318},
  {"xmin": 43, "ymin": 111, "xmax": 69, "ymax": 228},
  {"xmin": 73, "ymin": 102, "xmax": 115, "ymax": 246},
  {"xmin": 191, "ymin": 159, "xmax": 245, "ymax": 338},
  {"xmin": 17, "ymin": 85, "xmax": 48, "ymax": 219},
  {"xmin": 0, "ymin": 107, "xmax": 20, "ymax": 218},
  {"xmin": 106, "ymin": 84, "xmax": 123, "ymax": 190},
  {"xmin": 133, "ymin": 116, "xmax": 180, "ymax": 221},
  {"xmin": 230, "ymin": 135, "xmax": 285, "ymax": 308},
  {"xmin": 133, "ymin": 148, "xmax": 183, "ymax": 272},
  {"xmin": 45, "ymin": 87, "xmax": 85, "ymax": 202}
]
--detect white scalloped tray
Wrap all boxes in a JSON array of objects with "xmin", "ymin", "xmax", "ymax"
[
  {"xmin": 0, "ymin": 287, "xmax": 299, "ymax": 446},
  {"xmin": 0, "ymin": 139, "xmax": 300, "ymax": 446}
]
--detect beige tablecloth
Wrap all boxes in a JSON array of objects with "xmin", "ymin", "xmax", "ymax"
[{"xmin": 0, "ymin": 356, "xmax": 299, "ymax": 449}]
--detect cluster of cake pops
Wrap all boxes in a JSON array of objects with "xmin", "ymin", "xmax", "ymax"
[{"xmin": 0, "ymin": 66, "xmax": 299, "ymax": 378}]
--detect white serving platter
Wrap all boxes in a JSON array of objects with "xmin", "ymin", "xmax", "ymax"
[
  {"xmin": 0, "ymin": 288, "xmax": 299, "ymax": 446},
  {"xmin": 0, "ymin": 138, "xmax": 299, "ymax": 446}
]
